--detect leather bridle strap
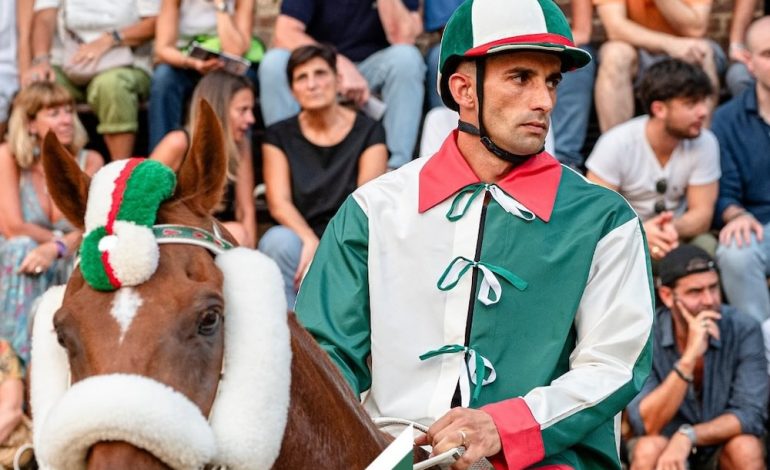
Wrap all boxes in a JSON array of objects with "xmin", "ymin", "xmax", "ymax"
[{"xmin": 152, "ymin": 224, "xmax": 235, "ymax": 255}]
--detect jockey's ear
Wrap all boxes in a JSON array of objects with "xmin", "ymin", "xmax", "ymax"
[
  {"xmin": 175, "ymin": 99, "xmax": 228, "ymax": 215},
  {"xmin": 42, "ymin": 131, "xmax": 89, "ymax": 230}
]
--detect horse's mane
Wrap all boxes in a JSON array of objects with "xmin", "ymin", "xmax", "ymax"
[{"xmin": 276, "ymin": 314, "xmax": 391, "ymax": 469}]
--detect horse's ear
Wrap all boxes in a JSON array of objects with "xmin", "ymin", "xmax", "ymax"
[
  {"xmin": 175, "ymin": 99, "xmax": 228, "ymax": 214},
  {"xmin": 42, "ymin": 131, "xmax": 89, "ymax": 230}
]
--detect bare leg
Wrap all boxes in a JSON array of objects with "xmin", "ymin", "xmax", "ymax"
[
  {"xmin": 719, "ymin": 434, "xmax": 765, "ymax": 470},
  {"xmin": 630, "ymin": 435, "xmax": 668, "ymax": 470},
  {"xmin": 595, "ymin": 41, "xmax": 639, "ymax": 132},
  {"xmin": 103, "ymin": 132, "xmax": 136, "ymax": 160},
  {"xmin": 700, "ymin": 46, "xmax": 719, "ymax": 127}
]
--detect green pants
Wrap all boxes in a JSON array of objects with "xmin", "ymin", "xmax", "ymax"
[{"xmin": 55, "ymin": 66, "xmax": 150, "ymax": 135}]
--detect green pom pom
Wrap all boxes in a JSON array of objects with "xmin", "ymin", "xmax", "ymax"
[
  {"xmin": 116, "ymin": 160, "xmax": 177, "ymax": 227},
  {"xmin": 80, "ymin": 227, "xmax": 115, "ymax": 291}
]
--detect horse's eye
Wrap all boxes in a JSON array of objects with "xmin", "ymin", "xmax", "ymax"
[
  {"xmin": 55, "ymin": 328, "xmax": 67, "ymax": 348},
  {"xmin": 197, "ymin": 308, "xmax": 222, "ymax": 336}
]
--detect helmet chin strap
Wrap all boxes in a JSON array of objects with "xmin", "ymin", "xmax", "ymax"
[{"xmin": 457, "ymin": 58, "xmax": 543, "ymax": 166}]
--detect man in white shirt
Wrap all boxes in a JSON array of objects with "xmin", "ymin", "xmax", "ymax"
[{"xmin": 586, "ymin": 58, "xmax": 720, "ymax": 260}]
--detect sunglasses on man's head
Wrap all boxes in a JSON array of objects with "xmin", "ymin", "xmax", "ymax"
[{"xmin": 654, "ymin": 178, "xmax": 667, "ymax": 214}]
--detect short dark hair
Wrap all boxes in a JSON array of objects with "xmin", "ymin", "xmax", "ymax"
[
  {"xmin": 286, "ymin": 44, "xmax": 337, "ymax": 85},
  {"xmin": 637, "ymin": 59, "xmax": 713, "ymax": 115}
]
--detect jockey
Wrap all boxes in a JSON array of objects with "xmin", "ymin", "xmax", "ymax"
[{"xmin": 294, "ymin": 0, "xmax": 654, "ymax": 468}]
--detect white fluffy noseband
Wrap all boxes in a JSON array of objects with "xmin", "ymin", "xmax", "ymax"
[{"xmin": 31, "ymin": 248, "xmax": 291, "ymax": 470}]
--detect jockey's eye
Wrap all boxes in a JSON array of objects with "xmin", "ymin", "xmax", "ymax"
[{"xmin": 197, "ymin": 307, "xmax": 222, "ymax": 336}]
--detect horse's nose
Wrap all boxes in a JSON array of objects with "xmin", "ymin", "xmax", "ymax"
[{"xmin": 87, "ymin": 441, "xmax": 171, "ymax": 470}]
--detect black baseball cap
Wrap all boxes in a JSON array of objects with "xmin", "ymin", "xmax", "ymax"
[{"xmin": 658, "ymin": 244, "xmax": 717, "ymax": 287}]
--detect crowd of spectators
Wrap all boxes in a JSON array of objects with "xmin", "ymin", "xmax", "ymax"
[{"xmin": 1, "ymin": 0, "xmax": 770, "ymax": 467}]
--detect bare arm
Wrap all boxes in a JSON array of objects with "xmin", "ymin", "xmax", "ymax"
[
  {"xmin": 271, "ymin": 14, "xmax": 315, "ymax": 50},
  {"xmin": 597, "ymin": 3, "xmax": 691, "ymax": 53},
  {"xmin": 16, "ymin": 0, "xmax": 34, "ymax": 82},
  {"xmin": 570, "ymin": 0, "xmax": 593, "ymax": 46},
  {"xmin": 31, "ymin": 7, "xmax": 56, "ymax": 58},
  {"xmin": 653, "ymin": 0, "xmax": 712, "ymax": 38},
  {"xmin": 116, "ymin": 16, "xmax": 158, "ymax": 47},
  {"xmin": 149, "ymin": 130, "xmax": 189, "ymax": 171},
  {"xmin": 356, "ymin": 144, "xmax": 388, "ymax": 186},
  {"xmin": 637, "ymin": 368, "xmax": 690, "ymax": 434},
  {"xmin": 26, "ymin": 7, "xmax": 57, "ymax": 83},
  {"xmin": 729, "ymin": 0, "xmax": 758, "ymax": 62},
  {"xmin": 586, "ymin": 170, "xmax": 620, "ymax": 191},
  {"xmin": 215, "ymin": 0, "xmax": 254, "ymax": 56},
  {"xmin": 673, "ymin": 181, "xmax": 718, "ymax": 238},
  {"xmin": 376, "ymin": 0, "xmax": 422, "ymax": 45},
  {"xmin": 693, "ymin": 413, "xmax": 743, "ymax": 446},
  {"xmin": 234, "ymin": 142, "xmax": 256, "ymax": 248},
  {"xmin": 0, "ymin": 145, "xmax": 56, "ymax": 242},
  {"xmin": 0, "ymin": 379, "xmax": 24, "ymax": 445}
]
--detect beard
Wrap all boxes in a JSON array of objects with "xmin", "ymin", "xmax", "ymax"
[{"xmin": 664, "ymin": 120, "xmax": 703, "ymax": 140}]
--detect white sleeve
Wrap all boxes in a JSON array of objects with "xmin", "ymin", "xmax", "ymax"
[
  {"xmin": 34, "ymin": 0, "xmax": 61, "ymax": 12},
  {"xmin": 136, "ymin": 0, "xmax": 160, "ymax": 17},
  {"xmin": 523, "ymin": 217, "xmax": 653, "ymax": 431},
  {"xmin": 585, "ymin": 132, "xmax": 624, "ymax": 187},
  {"xmin": 689, "ymin": 130, "xmax": 721, "ymax": 186}
]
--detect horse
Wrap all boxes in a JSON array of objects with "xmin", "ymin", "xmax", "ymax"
[{"xmin": 29, "ymin": 102, "xmax": 414, "ymax": 470}]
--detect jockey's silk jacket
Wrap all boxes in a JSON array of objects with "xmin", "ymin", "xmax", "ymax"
[{"xmin": 295, "ymin": 131, "xmax": 654, "ymax": 470}]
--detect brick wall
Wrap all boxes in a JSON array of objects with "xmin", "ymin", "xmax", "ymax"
[{"xmin": 253, "ymin": 0, "xmax": 764, "ymax": 50}]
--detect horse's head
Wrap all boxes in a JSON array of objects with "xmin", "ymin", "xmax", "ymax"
[{"xmin": 32, "ymin": 102, "xmax": 255, "ymax": 470}]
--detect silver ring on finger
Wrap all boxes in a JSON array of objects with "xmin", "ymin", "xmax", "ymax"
[
  {"xmin": 34, "ymin": 265, "xmax": 43, "ymax": 274},
  {"xmin": 458, "ymin": 429, "xmax": 467, "ymax": 446}
]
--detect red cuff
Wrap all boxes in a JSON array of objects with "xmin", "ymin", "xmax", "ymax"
[{"xmin": 481, "ymin": 397, "xmax": 544, "ymax": 470}]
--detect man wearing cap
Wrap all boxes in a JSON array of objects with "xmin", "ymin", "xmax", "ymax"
[
  {"xmin": 295, "ymin": 0, "xmax": 654, "ymax": 468},
  {"xmin": 627, "ymin": 245, "xmax": 766, "ymax": 470}
]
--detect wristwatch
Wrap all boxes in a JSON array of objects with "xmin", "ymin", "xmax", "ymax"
[
  {"xmin": 677, "ymin": 424, "xmax": 697, "ymax": 446},
  {"xmin": 214, "ymin": 0, "xmax": 229, "ymax": 13}
]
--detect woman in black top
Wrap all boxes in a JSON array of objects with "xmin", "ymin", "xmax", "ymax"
[
  {"xmin": 151, "ymin": 71, "xmax": 257, "ymax": 247},
  {"xmin": 260, "ymin": 44, "xmax": 387, "ymax": 307}
]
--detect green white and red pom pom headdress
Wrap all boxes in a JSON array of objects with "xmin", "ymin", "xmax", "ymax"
[
  {"xmin": 80, "ymin": 158, "xmax": 176, "ymax": 291},
  {"xmin": 438, "ymin": 0, "xmax": 593, "ymax": 110}
]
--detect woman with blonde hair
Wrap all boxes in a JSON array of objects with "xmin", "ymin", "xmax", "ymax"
[
  {"xmin": 151, "ymin": 71, "xmax": 257, "ymax": 247},
  {"xmin": 0, "ymin": 82, "xmax": 103, "ymax": 366}
]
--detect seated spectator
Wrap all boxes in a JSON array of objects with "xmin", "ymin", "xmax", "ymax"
[
  {"xmin": 423, "ymin": 0, "xmax": 462, "ymax": 111},
  {"xmin": 151, "ymin": 71, "xmax": 257, "ymax": 247},
  {"xmin": 0, "ymin": 339, "xmax": 32, "ymax": 469},
  {"xmin": 258, "ymin": 0, "xmax": 424, "ymax": 169},
  {"xmin": 594, "ymin": 0, "xmax": 726, "ymax": 131},
  {"xmin": 259, "ymin": 45, "xmax": 388, "ymax": 308},
  {"xmin": 28, "ymin": 0, "xmax": 159, "ymax": 160},
  {"xmin": 550, "ymin": 0, "xmax": 597, "ymax": 170},
  {"xmin": 626, "ymin": 245, "xmax": 767, "ymax": 470},
  {"xmin": 586, "ymin": 59, "xmax": 720, "ymax": 261},
  {"xmin": 149, "ymin": 0, "xmax": 262, "ymax": 150},
  {"xmin": 725, "ymin": 0, "xmax": 759, "ymax": 97},
  {"xmin": 0, "ymin": 82, "xmax": 103, "ymax": 365},
  {"xmin": 711, "ymin": 15, "xmax": 770, "ymax": 324}
]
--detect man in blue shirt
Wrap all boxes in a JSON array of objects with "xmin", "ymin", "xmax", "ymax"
[
  {"xmin": 258, "ymin": 0, "xmax": 424, "ymax": 170},
  {"xmin": 627, "ymin": 245, "xmax": 767, "ymax": 470},
  {"xmin": 711, "ymin": 16, "xmax": 770, "ymax": 325}
]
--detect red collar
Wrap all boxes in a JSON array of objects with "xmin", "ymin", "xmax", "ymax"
[{"xmin": 418, "ymin": 131, "xmax": 562, "ymax": 222}]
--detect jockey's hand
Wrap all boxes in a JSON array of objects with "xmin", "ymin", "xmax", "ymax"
[{"xmin": 414, "ymin": 407, "xmax": 501, "ymax": 470}]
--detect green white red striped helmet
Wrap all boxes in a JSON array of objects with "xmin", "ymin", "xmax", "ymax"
[{"xmin": 438, "ymin": 0, "xmax": 592, "ymax": 110}]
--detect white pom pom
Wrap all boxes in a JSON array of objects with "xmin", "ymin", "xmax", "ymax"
[{"xmin": 107, "ymin": 221, "xmax": 160, "ymax": 287}]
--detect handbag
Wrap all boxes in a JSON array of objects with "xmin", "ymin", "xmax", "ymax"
[{"xmin": 61, "ymin": 26, "xmax": 134, "ymax": 85}]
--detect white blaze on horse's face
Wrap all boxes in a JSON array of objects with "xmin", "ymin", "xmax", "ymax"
[{"xmin": 110, "ymin": 287, "xmax": 143, "ymax": 342}]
